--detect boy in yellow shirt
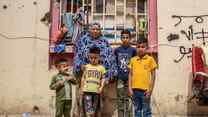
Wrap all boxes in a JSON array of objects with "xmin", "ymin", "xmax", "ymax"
[
  {"xmin": 80, "ymin": 46, "xmax": 106, "ymax": 117},
  {"xmin": 128, "ymin": 37, "xmax": 157, "ymax": 117}
]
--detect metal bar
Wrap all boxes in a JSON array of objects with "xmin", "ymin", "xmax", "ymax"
[
  {"xmin": 82, "ymin": 0, "xmax": 84, "ymax": 8},
  {"xmin": 145, "ymin": 0, "xmax": 148, "ymax": 33},
  {"xmin": 124, "ymin": 0, "xmax": 126, "ymax": 29},
  {"xmin": 86, "ymin": 0, "xmax": 89, "ymax": 25},
  {"xmin": 90, "ymin": 0, "xmax": 93, "ymax": 24},
  {"xmin": 59, "ymin": 0, "xmax": 62, "ymax": 26},
  {"xmin": 72, "ymin": 0, "xmax": 74, "ymax": 13},
  {"xmin": 115, "ymin": 0, "xmax": 117, "ymax": 43},
  {"xmin": 136, "ymin": 0, "xmax": 138, "ymax": 41},
  {"xmin": 103, "ymin": 0, "xmax": 105, "ymax": 30},
  {"xmin": 77, "ymin": 0, "xmax": 79, "ymax": 10}
]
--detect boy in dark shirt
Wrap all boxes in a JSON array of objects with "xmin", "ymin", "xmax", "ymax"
[{"xmin": 114, "ymin": 29, "xmax": 137, "ymax": 117}]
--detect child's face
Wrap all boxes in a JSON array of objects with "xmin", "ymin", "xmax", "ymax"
[
  {"xmin": 89, "ymin": 53, "xmax": 100, "ymax": 65},
  {"xmin": 136, "ymin": 43, "xmax": 148, "ymax": 55},
  {"xmin": 57, "ymin": 62, "xmax": 69, "ymax": 73},
  {"xmin": 121, "ymin": 34, "xmax": 130, "ymax": 46}
]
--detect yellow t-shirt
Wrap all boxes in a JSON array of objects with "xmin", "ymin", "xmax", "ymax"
[
  {"xmin": 128, "ymin": 54, "xmax": 157, "ymax": 90},
  {"xmin": 83, "ymin": 64, "xmax": 106, "ymax": 93}
]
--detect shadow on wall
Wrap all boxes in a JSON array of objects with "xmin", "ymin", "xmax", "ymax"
[{"xmin": 187, "ymin": 72, "xmax": 208, "ymax": 116}]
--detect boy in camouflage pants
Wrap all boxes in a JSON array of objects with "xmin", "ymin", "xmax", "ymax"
[{"xmin": 50, "ymin": 58, "xmax": 76, "ymax": 117}]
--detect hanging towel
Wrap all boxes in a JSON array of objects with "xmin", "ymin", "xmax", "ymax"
[
  {"xmin": 192, "ymin": 46, "xmax": 204, "ymax": 82},
  {"xmin": 192, "ymin": 46, "xmax": 205, "ymax": 97},
  {"xmin": 65, "ymin": 13, "xmax": 74, "ymax": 38}
]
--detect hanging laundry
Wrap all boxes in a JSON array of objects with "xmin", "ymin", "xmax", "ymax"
[
  {"xmin": 54, "ymin": 25, "xmax": 68, "ymax": 44},
  {"xmin": 192, "ymin": 46, "xmax": 204, "ymax": 78},
  {"xmin": 72, "ymin": 7, "xmax": 85, "ymax": 43},
  {"xmin": 51, "ymin": 3, "xmax": 60, "ymax": 45},
  {"xmin": 64, "ymin": 13, "xmax": 74, "ymax": 42},
  {"xmin": 54, "ymin": 43, "xmax": 66, "ymax": 53},
  {"xmin": 53, "ymin": 24, "xmax": 72, "ymax": 53},
  {"xmin": 192, "ymin": 46, "xmax": 204, "ymax": 97}
]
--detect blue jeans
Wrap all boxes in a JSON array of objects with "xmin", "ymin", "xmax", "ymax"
[{"xmin": 132, "ymin": 90, "xmax": 152, "ymax": 117}]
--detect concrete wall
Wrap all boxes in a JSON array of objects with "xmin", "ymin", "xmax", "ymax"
[
  {"xmin": 155, "ymin": 0, "xmax": 208, "ymax": 116},
  {"xmin": 0, "ymin": 0, "xmax": 53, "ymax": 114},
  {"xmin": 1, "ymin": 0, "xmax": 208, "ymax": 116}
]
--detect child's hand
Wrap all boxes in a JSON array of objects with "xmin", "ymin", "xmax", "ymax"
[
  {"xmin": 79, "ymin": 89, "xmax": 83, "ymax": 96},
  {"xmin": 57, "ymin": 80, "xmax": 65, "ymax": 86},
  {"xmin": 81, "ymin": 65, "xmax": 85, "ymax": 71},
  {"xmin": 128, "ymin": 88, "xmax": 133, "ymax": 96},
  {"xmin": 144, "ymin": 90, "xmax": 152, "ymax": 98},
  {"xmin": 98, "ymin": 87, "xmax": 103, "ymax": 94},
  {"xmin": 63, "ymin": 66, "xmax": 69, "ymax": 71},
  {"xmin": 64, "ymin": 76, "xmax": 73, "ymax": 81}
]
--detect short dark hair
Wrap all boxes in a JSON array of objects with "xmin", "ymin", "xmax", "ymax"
[
  {"xmin": 89, "ymin": 46, "xmax": 100, "ymax": 54},
  {"xmin": 121, "ymin": 29, "xmax": 131, "ymax": 38},
  {"xmin": 56, "ymin": 58, "xmax": 68, "ymax": 65},
  {"xmin": 137, "ymin": 36, "xmax": 147, "ymax": 44}
]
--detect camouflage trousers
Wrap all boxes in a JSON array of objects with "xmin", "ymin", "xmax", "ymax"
[
  {"xmin": 55, "ymin": 100, "xmax": 72, "ymax": 117},
  {"xmin": 117, "ymin": 79, "xmax": 132, "ymax": 117}
]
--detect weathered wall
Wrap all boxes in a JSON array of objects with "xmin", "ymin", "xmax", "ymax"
[
  {"xmin": 155, "ymin": 0, "xmax": 208, "ymax": 116},
  {"xmin": 1, "ymin": 0, "xmax": 208, "ymax": 116},
  {"xmin": 0, "ymin": 0, "xmax": 53, "ymax": 114}
]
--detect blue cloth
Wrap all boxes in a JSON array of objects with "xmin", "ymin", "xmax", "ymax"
[
  {"xmin": 54, "ymin": 43, "xmax": 65, "ymax": 53},
  {"xmin": 65, "ymin": 13, "xmax": 74, "ymax": 37},
  {"xmin": 114, "ymin": 46, "xmax": 136, "ymax": 81},
  {"xmin": 73, "ymin": 33, "xmax": 118, "ymax": 80},
  {"xmin": 132, "ymin": 90, "xmax": 152, "ymax": 117}
]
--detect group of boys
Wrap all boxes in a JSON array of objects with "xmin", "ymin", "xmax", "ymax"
[{"xmin": 50, "ymin": 27, "xmax": 157, "ymax": 117}]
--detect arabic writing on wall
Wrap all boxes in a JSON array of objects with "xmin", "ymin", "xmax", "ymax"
[{"xmin": 167, "ymin": 15, "xmax": 208, "ymax": 63}]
